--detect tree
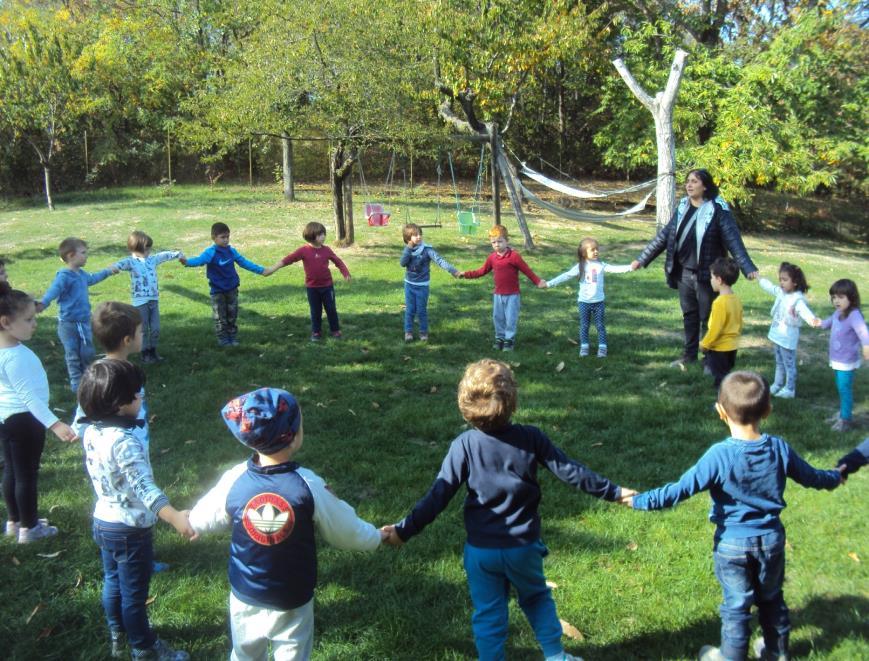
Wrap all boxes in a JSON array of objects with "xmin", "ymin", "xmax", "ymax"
[{"xmin": 0, "ymin": 7, "xmax": 84, "ymax": 209}]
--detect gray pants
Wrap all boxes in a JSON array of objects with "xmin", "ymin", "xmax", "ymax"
[
  {"xmin": 136, "ymin": 300, "xmax": 160, "ymax": 351},
  {"xmin": 211, "ymin": 288, "xmax": 239, "ymax": 343}
]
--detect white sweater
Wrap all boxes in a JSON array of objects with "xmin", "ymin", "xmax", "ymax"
[{"xmin": 0, "ymin": 344, "xmax": 58, "ymax": 428}]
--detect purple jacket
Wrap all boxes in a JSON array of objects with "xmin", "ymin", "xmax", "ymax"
[{"xmin": 821, "ymin": 309, "xmax": 869, "ymax": 369}]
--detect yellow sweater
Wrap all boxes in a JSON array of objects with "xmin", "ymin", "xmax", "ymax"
[{"xmin": 701, "ymin": 293, "xmax": 743, "ymax": 352}]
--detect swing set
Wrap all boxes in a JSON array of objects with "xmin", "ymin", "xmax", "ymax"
[{"xmin": 447, "ymin": 145, "xmax": 486, "ymax": 236}]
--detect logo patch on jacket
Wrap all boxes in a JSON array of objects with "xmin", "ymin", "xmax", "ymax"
[{"xmin": 242, "ymin": 492, "xmax": 295, "ymax": 545}]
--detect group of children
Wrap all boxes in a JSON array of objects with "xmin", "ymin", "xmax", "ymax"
[{"xmin": 0, "ymin": 217, "xmax": 867, "ymax": 661}]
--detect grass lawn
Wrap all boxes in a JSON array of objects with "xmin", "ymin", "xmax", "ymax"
[{"xmin": 0, "ymin": 183, "xmax": 866, "ymax": 660}]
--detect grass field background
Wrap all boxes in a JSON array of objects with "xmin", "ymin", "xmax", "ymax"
[{"xmin": 0, "ymin": 183, "xmax": 866, "ymax": 659}]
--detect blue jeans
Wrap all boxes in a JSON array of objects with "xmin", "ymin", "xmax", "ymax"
[
  {"xmin": 404, "ymin": 282, "xmax": 431, "ymax": 333},
  {"xmin": 136, "ymin": 300, "xmax": 161, "ymax": 351},
  {"xmin": 463, "ymin": 541, "xmax": 563, "ymax": 661},
  {"xmin": 834, "ymin": 369, "xmax": 854, "ymax": 420},
  {"xmin": 93, "ymin": 520, "xmax": 156, "ymax": 650},
  {"xmin": 578, "ymin": 301, "xmax": 607, "ymax": 348},
  {"xmin": 306, "ymin": 286, "xmax": 340, "ymax": 333},
  {"xmin": 492, "ymin": 294, "xmax": 520, "ymax": 341},
  {"xmin": 57, "ymin": 319, "xmax": 96, "ymax": 392},
  {"xmin": 772, "ymin": 345, "xmax": 797, "ymax": 393},
  {"xmin": 713, "ymin": 530, "xmax": 789, "ymax": 660}
]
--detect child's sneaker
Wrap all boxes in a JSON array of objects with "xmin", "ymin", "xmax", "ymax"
[
  {"xmin": 130, "ymin": 638, "xmax": 189, "ymax": 660},
  {"xmin": 218, "ymin": 337, "xmax": 232, "ymax": 347},
  {"xmin": 698, "ymin": 646, "xmax": 727, "ymax": 661},
  {"xmin": 110, "ymin": 630, "xmax": 126, "ymax": 659},
  {"xmin": 152, "ymin": 561, "xmax": 170, "ymax": 573},
  {"xmin": 597, "ymin": 345, "xmax": 608, "ymax": 358},
  {"xmin": 228, "ymin": 337, "xmax": 240, "ymax": 346},
  {"xmin": 141, "ymin": 350, "xmax": 156, "ymax": 364},
  {"xmin": 330, "ymin": 330, "xmax": 342, "ymax": 339},
  {"xmin": 404, "ymin": 332, "xmax": 414, "ymax": 342},
  {"xmin": 18, "ymin": 519, "xmax": 58, "ymax": 544},
  {"xmin": 310, "ymin": 332, "xmax": 322, "ymax": 342},
  {"xmin": 579, "ymin": 344, "xmax": 590, "ymax": 357},
  {"xmin": 831, "ymin": 418, "xmax": 853, "ymax": 432},
  {"xmin": 419, "ymin": 333, "xmax": 428, "ymax": 342},
  {"xmin": 770, "ymin": 383, "xmax": 783, "ymax": 396},
  {"xmin": 492, "ymin": 338, "xmax": 504, "ymax": 350},
  {"xmin": 752, "ymin": 637, "xmax": 789, "ymax": 661},
  {"xmin": 774, "ymin": 388, "xmax": 795, "ymax": 399},
  {"xmin": 150, "ymin": 350, "xmax": 165, "ymax": 362},
  {"xmin": 502, "ymin": 339, "xmax": 515, "ymax": 352},
  {"xmin": 545, "ymin": 653, "xmax": 584, "ymax": 661},
  {"xmin": 4, "ymin": 521, "xmax": 19, "ymax": 538}
]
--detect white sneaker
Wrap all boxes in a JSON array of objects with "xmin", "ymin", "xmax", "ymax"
[
  {"xmin": 773, "ymin": 389, "xmax": 795, "ymax": 399},
  {"xmin": 579, "ymin": 344, "xmax": 590, "ymax": 357},
  {"xmin": 18, "ymin": 519, "xmax": 58, "ymax": 543},
  {"xmin": 698, "ymin": 646, "xmax": 727, "ymax": 661},
  {"xmin": 4, "ymin": 521, "xmax": 19, "ymax": 538},
  {"xmin": 770, "ymin": 384, "xmax": 783, "ymax": 396},
  {"xmin": 545, "ymin": 653, "xmax": 584, "ymax": 661}
]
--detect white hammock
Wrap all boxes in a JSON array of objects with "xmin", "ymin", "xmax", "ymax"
[
  {"xmin": 519, "ymin": 183, "xmax": 653, "ymax": 222},
  {"xmin": 519, "ymin": 163, "xmax": 656, "ymax": 199}
]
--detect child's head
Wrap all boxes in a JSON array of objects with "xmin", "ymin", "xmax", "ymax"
[
  {"xmin": 778, "ymin": 262, "xmax": 808, "ymax": 293},
  {"xmin": 457, "ymin": 359, "xmax": 517, "ymax": 433},
  {"xmin": 402, "ymin": 223, "xmax": 422, "ymax": 245},
  {"xmin": 0, "ymin": 258, "xmax": 7, "ymax": 283},
  {"xmin": 211, "ymin": 222, "xmax": 231, "ymax": 247},
  {"xmin": 221, "ymin": 387, "xmax": 302, "ymax": 457},
  {"xmin": 78, "ymin": 359, "xmax": 146, "ymax": 420},
  {"xmin": 577, "ymin": 237, "xmax": 599, "ymax": 262},
  {"xmin": 829, "ymin": 279, "xmax": 860, "ymax": 318},
  {"xmin": 488, "ymin": 225, "xmax": 508, "ymax": 252},
  {"xmin": 0, "ymin": 282, "xmax": 36, "ymax": 342},
  {"xmin": 92, "ymin": 301, "xmax": 143, "ymax": 355},
  {"xmin": 303, "ymin": 222, "xmax": 327, "ymax": 244},
  {"xmin": 127, "ymin": 230, "xmax": 153, "ymax": 254},
  {"xmin": 58, "ymin": 237, "xmax": 87, "ymax": 264},
  {"xmin": 710, "ymin": 257, "xmax": 739, "ymax": 288},
  {"xmin": 717, "ymin": 371, "xmax": 771, "ymax": 426}
]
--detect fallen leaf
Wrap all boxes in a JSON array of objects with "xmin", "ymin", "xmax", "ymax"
[
  {"xmin": 658, "ymin": 382, "xmax": 667, "ymax": 388},
  {"xmin": 591, "ymin": 442, "xmax": 603, "ymax": 448},
  {"xmin": 52, "ymin": 407, "xmax": 68, "ymax": 413},
  {"xmin": 848, "ymin": 552, "xmax": 860, "ymax": 563},
  {"xmin": 148, "ymin": 414, "xmax": 157, "ymax": 424},
  {"xmin": 559, "ymin": 619, "xmax": 584, "ymax": 641},
  {"xmin": 37, "ymin": 626, "xmax": 54, "ymax": 640},
  {"xmin": 626, "ymin": 541, "xmax": 639, "ymax": 551},
  {"xmin": 185, "ymin": 440, "xmax": 195, "ymax": 445},
  {"xmin": 402, "ymin": 355, "xmax": 411, "ymax": 362},
  {"xmin": 678, "ymin": 362, "xmax": 686, "ymax": 372},
  {"xmin": 347, "ymin": 409, "xmax": 356, "ymax": 416},
  {"xmin": 26, "ymin": 603, "xmax": 43, "ymax": 624},
  {"xmin": 546, "ymin": 351, "xmax": 553, "ymax": 356},
  {"xmin": 555, "ymin": 361, "xmax": 565, "ymax": 372},
  {"xmin": 567, "ymin": 338, "xmax": 578, "ymax": 345},
  {"xmin": 160, "ymin": 448, "xmax": 171, "ymax": 455},
  {"xmin": 430, "ymin": 386, "xmax": 438, "ymax": 393},
  {"xmin": 11, "ymin": 556, "xmax": 20, "ymax": 566},
  {"xmin": 74, "ymin": 571, "xmax": 83, "ymax": 589},
  {"xmin": 510, "ymin": 362, "xmax": 521, "ymax": 368},
  {"xmin": 361, "ymin": 347, "xmax": 369, "ymax": 354},
  {"xmin": 37, "ymin": 551, "xmax": 62, "ymax": 559},
  {"xmin": 371, "ymin": 402, "xmax": 380, "ymax": 409},
  {"xmin": 49, "ymin": 504, "xmax": 61, "ymax": 513},
  {"xmin": 145, "ymin": 596, "xmax": 156, "ymax": 606},
  {"xmin": 546, "ymin": 580, "xmax": 559, "ymax": 589},
  {"xmin": 316, "ymin": 402, "xmax": 326, "ymax": 408}
]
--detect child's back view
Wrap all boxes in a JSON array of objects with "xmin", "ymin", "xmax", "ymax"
[
  {"xmin": 189, "ymin": 388, "xmax": 382, "ymax": 660},
  {"xmin": 625, "ymin": 371, "xmax": 841, "ymax": 661}
]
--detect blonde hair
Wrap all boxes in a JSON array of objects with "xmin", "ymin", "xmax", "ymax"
[
  {"xmin": 127, "ymin": 231, "xmax": 153, "ymax": 253},
  {"xmin": 457, "ymin": 359, "xmax": 517, "ymax": 432},
  {"xmin": 488, "ymin": 225, "xmax": 508, "ymax": 240}
]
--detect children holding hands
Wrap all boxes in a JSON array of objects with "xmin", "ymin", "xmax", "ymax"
[
  {"xmin": 114, "ymin": 231, "xmax": 183, "ymax": 363},
  {"xmin": 399, "ymin": 223, "xmax": 459, "ymax": 341},
  {"xmin": 181, "ymin": 222, "xmax": 265, "ymax": 346},
  {"xmin": 263, "ymin": 222, "xmax": 350, "ymax": 342},
  {"xmin": 460, "ymin": 225, "xmax": 546, "ymax": 351},
  {"xmin": 545, "ymin": 237, "xmax": 632, "ymax": 358},
  {"xmin": 188, "ymin": 387, "xmax": 383, "ymax": 660}
]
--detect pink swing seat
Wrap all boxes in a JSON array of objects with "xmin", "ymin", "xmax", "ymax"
[{"xmin": 365, "ymin": 202, "xmax": 391, "ymax": 226}]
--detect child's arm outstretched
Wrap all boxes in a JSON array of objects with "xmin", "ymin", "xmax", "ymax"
[
  {"xmin": 461, "ymin": 255, "xmax": 494, "ymax": 280},
  {"xmin": 426, "ymin": 246, "xmax": 460, "ymax": 278},
  {"xmin": 4, "ymin": 347, "xmax": 77, "ymax": 442},
  {"xmin": 545, "ymin": 263, "xmax": 580, "ymax": 289},
  {"xmin": 298, "ymin": 467, "xmax": 381, "ymax": 550},
  {"xmin": 325, "ymin": 247, "xmax": 351, "ymax": 282},
  {"xmin": 838, "ymin": 438, "xmax": 869, "ymax": 478},
  {"xmin": 630, "ymin": 446, "xmax": 722, "ymax": 511},
  {"xmin": 231, "ymin": 247, "xmax": 265, "ymax": 275},
  {"xmin": 537, "ymin": 432, "xmax": 623, "ymax": 501},
  {"xmin": 513, "ymin": 253, "xmax": 546, "ymax": 289},
  {"xmin": 603, "ymin": 263, "xmax": 634, "ymax": 275},
  {"xmin": 262, "ymin": 247, "xmax": 304, "ymax": 277},
  {"xmin": 188, "ymin": 462, "xmax": 248, "ymax": 538},
  {"xmin": 179, "ymin": 245, "xmax": 216, "ymax": 268}
]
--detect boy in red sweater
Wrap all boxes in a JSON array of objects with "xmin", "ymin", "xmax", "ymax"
[
  {"xmin": 460, "ymin": 226, "xmax": 547, "ymax": 351},
  {"xmin": 263, "ymin": 222, "xmax": 351, "ymax": 341}
]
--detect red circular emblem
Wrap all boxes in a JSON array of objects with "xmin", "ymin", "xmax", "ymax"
[{"xmin": 242, "ymin": 492, "xmax": 295, "ymax": 546}]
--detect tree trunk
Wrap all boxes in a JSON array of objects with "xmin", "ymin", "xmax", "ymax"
[
  {"xmin": 495, "ymin": 148, "xmax": 533, "ymax": 250},
  {"xmin": 43, "ymin": 164, "xmax": 54, "ymax": 211},
  {"xmin": 330, "ymin": 143, "xmax": 356, "ymax": 246},
  {"xmin": 282, "ymin": 132, "xmax": 295, "ymax": 201},
  {"xmin": 343, "ymin": 171, "xmax": 354, "ymax": 246},
  {"xmin": 613, "ymin": 50, "xmax": 688, "ymax": 229}
]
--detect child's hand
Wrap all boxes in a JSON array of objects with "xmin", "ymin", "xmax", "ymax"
[
  {"xmin": 837, "ymin": 464, "xmax": 848, "ymax": 484},
  {"xmin": 451, "ymin": 271, "xmax": 460, "ymax": 279},
  {"xmin": 110, "ymin": 266, "xmax": 120, "ymax": 274},
  {"xmin": 178, "ymin": 510, "xmax": 200, "ymax": 541},
  {"xmin": 49, "ymin": 421, "xmax": 78, "ymax": 443},
  {"xmin": 262, "ymin": 267, "xmax": 273, "ymax": 277},
  {"xmin": 746, "ymin": 270, "xmax": 759, "ymax": 280},
  {"xmin": 630, "ymin": 260, "xmax": 641, "ymax": 271},
  {"xmin": 618, "ymin": 488, "xmax": 637, "ymax": 507},
  {"xmin": 380, "ymin": 525, "xmax": 404, "ymax": 547},
  {"xmin": 178, "ymin": 256, "xmax": 188, "ymax": 266},
  {"xmin": 811, "ymin": 317, "xmax": 823, "ymax": 328},
  {"xmin": 172, "ymin": 510, "xmax": 197, "ymax": 540},
  {"xmin": 344, "ymin": 275, "xmax": 351, "ymax": 283},
  {"xmin": 537, "ymin": 281, "xmax": 548, "ymax": 289},
  {"xmin": 35, "ymin": 301, "xmax": 45, "ymax": 313},
  {"xmin": 862, "ymin": 345, "xmax": 869, "ymax": 361}
]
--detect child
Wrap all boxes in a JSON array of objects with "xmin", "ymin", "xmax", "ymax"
[
  {"xmin": 820, "ymin": 279, "xmax": 869, "ymax": 432},
  {"xmin": 700, "ymin": 257, "xmax": 743, "ymax": 388},
  {"xmin": 38, "ymin": 237, "xmax": 119, "ymax": 392},
  {"xmin": 838, "ymin": 438, "xmax": 869, "ymax": 477},
  {"xmin": 756, "ymin": 262, "xmax": 821, "ymax": 399},
  {"xmin": 460, "ymin": 226, "xmax": 546, "ymax": 351},
  {"xmin": 0, "ymin": 283, "xmax": 77, "ymax": 543},
  {"xmin": 622, "ymin": 371, "xmax": 841, "ymax": 661},
  {"xmin": 78, "ymin": 358, "xmax": 193, "ymax": 660},
  {"xmin": 382, "ymin": 359, "xmax": 626, "ymax": 661},
  {"xmin": 399, "ymin": 223, "xmax": 459, "ymax": 342},
  {"xmin": 114, "ymin": 230, "xmax": 182, "ymax": 363},
  {"xmin": 188, "ymin": 387, "xmax": 383, "ymax": 659},
  {"xmin": 262, "ymin": 222, "xmax": 351, "ymax": 341},
  {"xmin": 545, "ymin": 237, "xmax": 632, "ymax": 358},
  {"xmin": 181, "ymin": 222, "xmax": 265, "ymax": 346}
]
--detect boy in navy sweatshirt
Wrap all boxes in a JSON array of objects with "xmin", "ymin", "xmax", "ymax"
[
  {"xmin": 623, "ymin": 371, "xmax": 842, "ymax": 661},
  {"xmin": 382, "ymin": 359, "xmax": 626, "ymax": 661},
  {"xmin": 189, "ymin": 388, "xmax": 383, "ymax": 659},
  {"xmin": 180, "ymin": 222, "xmax": 264, "ymax": 346}
]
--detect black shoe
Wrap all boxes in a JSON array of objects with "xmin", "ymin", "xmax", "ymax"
[
  {"xmin": 110, "ymin": 630, "xmax": 126, "ymax": 659},
  {"xmin": 492, "ymin": 338, "xmax": 504, "ymax": 350},
  {"xmin": 502, "ymin": 339, "xmax": 515, "ymax": 352}
]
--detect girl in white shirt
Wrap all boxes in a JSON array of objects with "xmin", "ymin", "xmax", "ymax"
[
  {"xmin": 546, "ymin": 237, "xmax": 632, "ymax": 357},
  {"xmin": 0, "ymin": 282, "xmax": 76, "ymax": 543},
  {"xmin": 756, "ymin": 262, "xmax": 821, "ymax": 398}
]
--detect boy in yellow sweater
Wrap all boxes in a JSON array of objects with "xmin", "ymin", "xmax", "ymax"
[{"xmin": 701, "ymin": 257, "xmax": 743, "ymax": 388}]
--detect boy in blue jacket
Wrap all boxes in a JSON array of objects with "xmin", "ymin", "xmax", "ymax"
[
  {"xmin": 399, "ymin": 223, "xmax": 458, "ymax": 342},
  {"xmin": 622, "ymin": 371, "xmax": 842, "ymax": 661},
  {"xmin": 38, "ymin": 237, "xmax": 119, "ymax": 392},
  {"xmin": 188, "ymin": 388, "xmax": 383, "ymax": 659},
  {"xmin": 180, "ymin": 222, "xmax": 264, "ymax": 346}
]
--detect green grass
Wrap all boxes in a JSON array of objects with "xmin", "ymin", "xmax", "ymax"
[{"xmin": 0, "ymin": 183, "xmax": 866, "ymax": 660}]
